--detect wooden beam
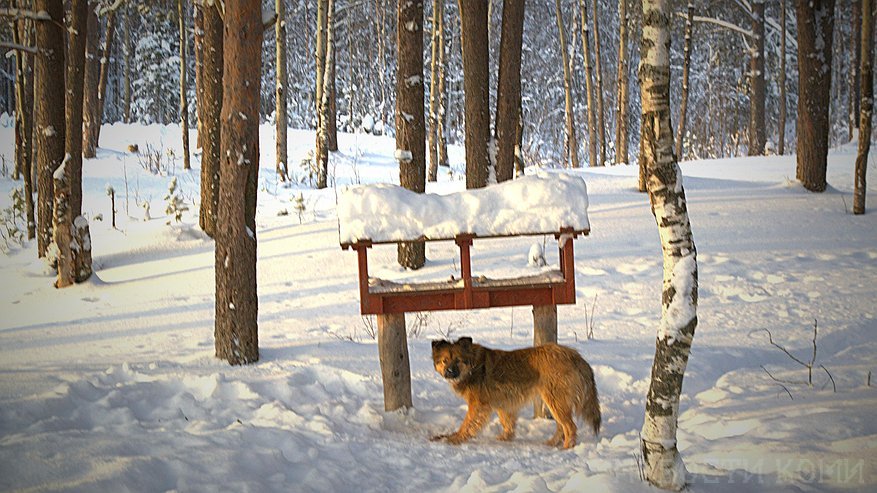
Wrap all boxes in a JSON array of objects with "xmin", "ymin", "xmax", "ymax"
[
  {"xmin": 377, "ymin": 313, "xmax": 412, "ymax": 411},
  {"xmin": 533, "ymin": 304, "xmax": 557, "ymax": 418}
]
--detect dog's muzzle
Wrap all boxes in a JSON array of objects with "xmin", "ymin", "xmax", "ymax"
[{"xmin": 443, "ymin": 366, "xmax": 460, "ymax": 379}]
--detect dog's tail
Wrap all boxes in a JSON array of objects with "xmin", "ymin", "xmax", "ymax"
[{"xmin": 573, "ymin": 355, "xmax": 601, "ymax": 437}]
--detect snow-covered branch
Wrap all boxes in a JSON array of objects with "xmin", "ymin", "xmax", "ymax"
[{"xmin": 682, "ymin": 13, "xmax": 754, "ymax": 38}]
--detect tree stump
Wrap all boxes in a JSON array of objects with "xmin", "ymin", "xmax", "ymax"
[
  {"xmin": 533, "ymin": 304, "xmax": 557, "ymax": 418},
  {"xmin": 377, "ymin": 313, "xmax": 412, "ymax": 411}
]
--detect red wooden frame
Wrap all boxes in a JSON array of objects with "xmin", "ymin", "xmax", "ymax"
[{"xmin": 341, "ymin": 228, "xmax": 588, "ymax": 315}]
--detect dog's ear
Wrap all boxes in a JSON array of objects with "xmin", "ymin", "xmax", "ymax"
[
  {"xmin": 456, "ymin": 336, "xmax": 473, "ymax": 347},
  {"xmin": 431, "ymin": 339, "xmax": 450, "ymax": 351}
]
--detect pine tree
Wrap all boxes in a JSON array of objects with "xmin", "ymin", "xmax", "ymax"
[
  {"xmin": 459, "ymin": 0, "xmax": 490, "ymax": 189},
  {"xmin": 198, "ymin": 2, "xmax": 222, "ymax": 237},
  {"xmin": 795, "ymin": 0, "xmax": 836, "ymax": 192},
  {"xmin": 396, "ymin": 0, "xmax": 426, "ymax": 269},
  {"xmin": 34, "ymin": 0, "xmax": 65, "ymax": 259},
  {"xmin": 494, "ymin": 0, "xmax": 525, "ymax": 182},
  {"xmin": 215, "ymin": 0, "xmax": 262, "ymax": 365}
]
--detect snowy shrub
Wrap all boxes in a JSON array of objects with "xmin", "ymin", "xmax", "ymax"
[
  {"xmin": 164, "ymin": 177, "xmax": 188, "ymax": 224},
  {"xmin": 0, "ymin": 188, "xmax": 26, "ymax": 253}
]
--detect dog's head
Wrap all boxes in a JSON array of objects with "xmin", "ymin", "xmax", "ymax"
[{"xmin": 431, "ymin": 337, "xmax": 477, "ymax": 383}]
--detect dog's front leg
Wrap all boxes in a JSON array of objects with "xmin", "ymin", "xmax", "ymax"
[{"xmin": 444, "ymin": 401, "xmax": 491, "ymax": 445}]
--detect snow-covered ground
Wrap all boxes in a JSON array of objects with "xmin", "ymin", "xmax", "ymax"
[{"xmin": 0, "ymin": 122, "xmax": 875, "ymax": 492}]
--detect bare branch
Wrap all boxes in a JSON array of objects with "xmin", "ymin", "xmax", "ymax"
[
  {"xmin": 752, "ymin": 328, "xmax": 810, "ymax": 368},
  {"xmin": 0, "ymin": 8, "xmax": 51, "ymax": 21},
  {"xmin": 1, "ymin": 41, "xmax": 38, "ymax": 55},
  {"xmin": 820, "ymin": 365, "xmax": 836, "ymax": 393},
  {"xmin": 761, "ymin": 365, "xmax": 807, "ymax": 386}
]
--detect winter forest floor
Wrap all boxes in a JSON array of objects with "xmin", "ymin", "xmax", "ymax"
[{"xmin": 0, "ymin": 121, "xmax": 876, "ymax": 492}]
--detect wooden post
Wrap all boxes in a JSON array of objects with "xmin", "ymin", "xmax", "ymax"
[
  {"xmin": 533, "ymin": 304, "xmax": 557, "ymax": 418},
  {"xmin": 377, "ymin": 313, "xmax": 412, "ymax": 411}
]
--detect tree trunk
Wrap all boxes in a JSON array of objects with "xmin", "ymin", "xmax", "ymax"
[
  {"xmin": 459, "ymin": 0, "xmax": 491, "ymax": 188},
  {"xmin": 24, "ymin": 18, "xmax": 35, "ymax": 240},
  {"xmin": 375, "ymin": 0, "xmax": 388, "ymax": 133},
  {"xmin": 327, "ymin": 31, "xmax": 338, "ymax": 153},
  {"xmin": 427, "ymin": 0, "xmax": 444, "ymax": 183},
  {"xmin": 12, "ymin": 6, "xmax": 27, "ymax": 181},
  {"xmin": 178, "ymin": 0, "xmax": 191, "ymax": 171},
  {"xmin": 639, "ymin": 1, "xmax": 699, "ymax": 489},
  {"xmin": 578, "ymin": 0, "xmax": 598, "ymax": 168},
  {"xmin": 514, "ymin": 97, "xmax": 524, "ymax": 176},
  {"xmin": 94, "ymin": 9, "xmax": 115, "ymax": 150},
  {"xmin": 748, "ymin": 0, "xmax": 766, "ymax": 156},
  {"xmin": 215, "ymin": 0, "xmax": 262, "ymax": 366},
  {"xmin": 53, "ymin": 164, "xmax": 74, "ymax": 288},
  {"xmin": 276, "ymin": 0, "xmax": 289, "ymax": 181},
  {"xmin": 674, "ymin": 4, "xmax": 693, "ymax": 161},
  {"xmin": 532, "ymin": 304, "xmax": 557, "ymax": 418},
  {"xmin": 35, "ymin": 0, "xmax": 66, "ymax": 258},
  {"xmin": 377, "ymin": 313, "xmax": 412, "ymax": 411},
  {"xmin": 198, "ymin": 3, "xmax": 223, "ymax": 237},
  {"xmin": 437, "ymin": 15, "xmax": 449, "ymax": 169},
  {"xmin": 13, "ymin": 9, "xmax": 35, "ymax": 240},
  {"xmin": 591, "ymin": 0, "xmax": 606, "ymax": 166},
  {"xmin": 554, "ymin": 0, "xmax": 580, "ymax": 169},
  {"xmin": 65, "ymin": 0, "xmax": 87, "ymax": 221},
  {"xmin": 615, "ymin": 0, "xmax": 630, "ymax": 164},
  {"xmin": 494, "ymin": 0, "xmax": 524, "ymax": 182},
  {"xmin": 315, "ymin": 0, "xmax": 329, "ymax": 188},
  {"xmin": 795, "ymin": 0, "xmax": 836, "ymax": 192},
  {"xmin": 81, "ymin": 3, "xmax": 99, "ymax": 159},
  {"xmin": 194, "ymin": 4, "xmax": 203, "ymax": 148},
  {"xmin": 854, "ymin": 0, "xmax": 872, "ymax": 214},
  {"xmin": 123, "ymin": 3, "xmax": 132, "ymax": 124},
  {"xmin": 316, "ymin": 0, "xmax": 336, "ymax": 189},
  {"xmin": 396, "ymin": 0, "xmax": 426, "ymax": 270},
  {"xmin": 778, "ymin": 0, "xmax": 787, "ymax": 155},
  {"xmin": 851, "ymin": 0, "xmax": 862, "ymax": 141}
]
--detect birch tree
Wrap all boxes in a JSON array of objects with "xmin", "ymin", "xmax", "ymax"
[
  {"xmin": 215, "ymin": 0, "xmax": 262, "ymax": 365},
  {"xmin": 639, "ymin": 0, "xmax": 699, "ymax": 489}
]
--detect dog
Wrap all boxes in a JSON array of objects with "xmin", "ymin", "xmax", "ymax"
[{"xmin": 430, "ymin": 337, "xmax": 600, "ymax": 449}]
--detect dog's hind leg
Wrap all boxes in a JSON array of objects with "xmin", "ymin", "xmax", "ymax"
[
  {"xmin": 541, "ymin": 392, "xmax": 577, "ymax": 449},
  {"xmin": 497, "ymin": 409, "xmax": 517, "ymax": 441}
]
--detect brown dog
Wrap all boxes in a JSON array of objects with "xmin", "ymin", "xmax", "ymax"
[{"xmin": 431, "ymin": 337, "xmax": 600, "ymax": 449}]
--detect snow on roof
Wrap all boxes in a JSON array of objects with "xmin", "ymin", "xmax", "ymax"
[{"xmin": 338, "ymin": 172, "xmax": 589, "ymax": 244}]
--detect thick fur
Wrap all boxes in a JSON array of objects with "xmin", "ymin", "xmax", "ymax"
[{"xmin": 431, "ymin": 337, "xmax": 601, "ymax": 449}]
